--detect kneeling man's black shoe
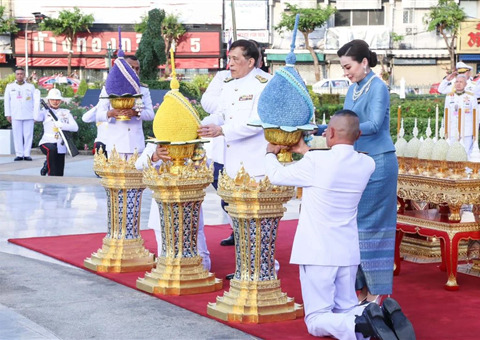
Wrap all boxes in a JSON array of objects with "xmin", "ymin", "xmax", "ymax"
[
  {"xmin": 382, "ymin": 298, "xmax": 416, "ymax": 340},
  {"xmin": 14, "ymin": 156, "xmax": 23, "ymax": 161},
  {"xmin": 40, "ymin": 161, "xmax": 48, "ymax": 176},
  {"xmin": 355, "ymin": 303, "xmax": 397, "ymax": 340},
  {"xmin": 220, "ymin": 232, "xmax": 235, "ymax": 246}
]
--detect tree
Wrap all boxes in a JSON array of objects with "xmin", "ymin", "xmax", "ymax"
[
  {"xmin": 0, "ymin": 6, "xmax": 18, "ymax": 33},
  {"xmin": 275, "ymin": 3, "xmax": 336, "ymax": 82},
  {"xmin": 424, "ymin": 0, "xmax": 466, "ymax": 72},
  {"xmin": 39, "ymin": 7, "xmax": 94, "ymax": 75},
  {"xmin": 135, "ymin": 9, "xmax": 166, "ymax": 80},
  {"xmin": 161, "ymin": 14, "xmax": 186, "ymax": 77}
]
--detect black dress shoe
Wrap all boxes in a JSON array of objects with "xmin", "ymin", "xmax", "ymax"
[
  {"xmin": 225, "ymin": 273, "xmax": 234, "ymax": 280},
  {"xmin": 355, "ymin": 303, "xmax": 397, "ymax": 340},
  {"xmin": 14, "ymin": 156, "xmax": 23, "ymax": 161},
  {"xmin": 40, "ymin": 161, "xmax": 48, "ymax": 176},
  {"xmin": 382, "ymin": 298, "xmax": 416, "ymax": 340},
  {"xmin": 220, "ymin": 232, "xmax": 235, "ymax": 246},
  {"xmin": 23, "ymin": 156, "xmax": 32, "ymax": 161}
]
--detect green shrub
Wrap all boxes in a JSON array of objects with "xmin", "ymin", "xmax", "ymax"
[
  {"xmin": 143, "ymin": 79, "xmax": 201, "ymax": 101},
  {"xmin": 191, "ymin": 74, "xmax": 212, "ymax": 94},
  {"xmin": 0, "ymin": 100, "xmax": 9, "ymax": 129},
  {"xmin": 77, "ymin": 79, "xmax": 88, "ymax": 96},
  {"xmin": 0, "ymin": 74, "xmax": 15, "ymax": 95}
]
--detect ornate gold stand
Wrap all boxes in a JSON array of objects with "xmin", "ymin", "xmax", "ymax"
[
  {"xmin": 396, "ymin": 172, "xmax": 480, "ymax": 290},
  {"xmin": 136, "ymin": 149, "xmax": 222, "ymax": 295},
  {"xmin": 207, "ymin": 168, "xmax": 303, "ymax": 323},
  {"xmin": 84, "ymin": 149, "xmax": 154, "ymax": 273}
]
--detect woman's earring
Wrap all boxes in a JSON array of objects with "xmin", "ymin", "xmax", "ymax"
[{"xmin": 364, "ymin": 66, "xmax": 367, "ymax": 74}]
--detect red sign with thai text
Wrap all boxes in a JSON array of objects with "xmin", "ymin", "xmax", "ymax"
[{"xmin": 14, "ymin": 31, "xmax": 220, "ymax": 57}]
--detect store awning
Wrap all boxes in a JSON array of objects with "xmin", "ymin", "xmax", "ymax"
[
  {"xmin": 265, "ymin": 49, "xmax": 325, "ymax": 62},
  {"xmin": 389, "ymin": 49, "xmax": 449, "ymax": 58},
  {"xmin": 16, "ymin": 57, "xmax": 220, "ymax": 70},
  {"xmin": 459, "ymin": 54, "xmax": 480, "ymax": 61},
  {"xmin": 16, "ymin": 57, "xmax": 107, "ymax": 69}
]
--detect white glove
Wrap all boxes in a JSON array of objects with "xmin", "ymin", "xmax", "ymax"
[{"xmin": 54, "ymin": 121, "xmax": 64, "ymax": 129}]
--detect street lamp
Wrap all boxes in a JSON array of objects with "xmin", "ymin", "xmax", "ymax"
[
  {"xmin": 106, "ymin": 42, "xmax": 116, "ymax": 71},
  {"xmin": 24, "ymin": 12, "xmax": 46, "ymax": 78}
]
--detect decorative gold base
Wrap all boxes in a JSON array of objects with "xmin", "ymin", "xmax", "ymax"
[
  {"xmin": 400, "ymin": 235, "xmax": 468, "ymax": 262},
  {"xmin": 137, "ymin": 256, "xmax": 222, "ymax": 295},
  {"xmin": 207, "ymin": 279, "xmax": 304, "ymax": 323},
  {"xmin": 84, "ymin": 237, "xmax": 154, "ymax": 273},
  {"xmin": 471, "ymin": 259, "xmax": 480, "ymax": 272},
  {"xmin": 264, "ymin": 129, "xmax": 303, "ymax": 164}
]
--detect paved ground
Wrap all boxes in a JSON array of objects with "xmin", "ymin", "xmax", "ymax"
[{"xmin": 0, "ymin": 150, "xmax": 300, "ymax": 340}]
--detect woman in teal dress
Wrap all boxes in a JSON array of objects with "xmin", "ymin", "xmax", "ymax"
[{"xmin": 336, "ymin": 40, "xmax": 398, "ymax": 303}]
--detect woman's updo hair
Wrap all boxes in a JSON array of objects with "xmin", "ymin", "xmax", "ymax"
[{"xmin": 337, "ymin": 39, "xmax": 377, "ymax": 68}]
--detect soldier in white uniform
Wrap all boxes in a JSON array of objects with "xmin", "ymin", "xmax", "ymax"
[
  {"xmin": 34, "ymin": 89, "xmax": 79, "ymax": 176},
  {"xmin": 82, "ymin": 106, "xmax": 108, "ymax": 158},
  {"xmin": 198, "ymin": 40, "xmax": 271, "ymax": 250},
  {"xmin": 265, "ymin": 110, "xmax": 415, "ymax": 340},
  {"xmin": 444, "ymin": 74, "xmax": 479, "ymax": 156},
  {"xmin": 201, "ymin": 46, "xmax": 271, "ymax": 246},
  {"xmin": 4, "ymin": 68, "xmax": 36, "ymax": 161},
  {"xmin": 94, "ymin": 56, "xmax": 154, "ymax": 158},
  {"xmin": 438, "ymin": 61, "xmax": 480, "ymax": 98}
]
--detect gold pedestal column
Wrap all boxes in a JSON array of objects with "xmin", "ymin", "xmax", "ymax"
[
  {"xmin": 84, "ymin": 149, "xmax": 155, "ymax": 273},
  {"xmin": 207, "ymin": 167, "xmax": 303, "ymax": 323},
  {"xmin": 136, "ymin": 148, "xmax": 222, "ymax": 295}
]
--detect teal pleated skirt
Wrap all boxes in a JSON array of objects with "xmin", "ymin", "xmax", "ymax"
[{"xmin": 356, "ymin": 151, "xmax": 398, "ymax": 295}]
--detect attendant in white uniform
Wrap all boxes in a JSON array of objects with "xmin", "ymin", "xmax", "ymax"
[
  {"xmin": 200, "ymin": 47, "xmax": 271, "ymax": 245},
  {"xmin": 82, "ymin": 106, "xmax": 108, "ymax": 158},
  {"xmin": 438, "ymin": 61, "xmax": 480, "ymax": 98},
  {"xmin": 444, "ymin": 74, "xmax": 479, "ymax": 155},
  {"xmin": 135, "ymin": 143, "xmax": 211, "ymax": 271},
  {"xmin": 34, "ymin": 89, "xmax": 79, "ymax": 176},
  {"xmin": 94, "ymin": 56, "xmax": 154, "ymax": 158},
  {"xmin": 265, "ymin": 111, "xmax": 414, "ymax": 340},
  {"xmin": 4, "ymin": 67, "xmax": 36, "ymax": 161},
  {"xmin": 198, "ymin": 40, "xmax": 271, "ymax": 250}
]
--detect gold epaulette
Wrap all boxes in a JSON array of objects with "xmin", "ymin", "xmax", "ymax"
[
  {"xmin": 223, "ymin": 77, "xmax": 234, "ymax": 83},
  {"xmin": 255, "ymin": 75, "xmax": 269, "ymax": 83},
  {"xmin": 140, "ymin": 82, "xmax": 149, "ymax": 88},
  {"xmin": 466, "ymin": 91, "xmax": 474, "ymax": 96}
]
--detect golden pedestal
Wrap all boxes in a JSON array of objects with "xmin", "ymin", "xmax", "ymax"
[
  {"xmin": 264, "ymin": 129, "xmax": 303, "ymax": 163},
  {"xmin": 136, "ymin": 154, "xmax": 222, "ymax": 295},
  {"xmin": 207, "ymin": 167, "xmax": 303, "ymax": 323},
  {"xmin": 84, "ymin": 149, "xmax": 155, "ymax": 273}
]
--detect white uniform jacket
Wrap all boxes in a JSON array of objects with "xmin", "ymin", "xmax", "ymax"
[
  {"xmin": 95, "ymin": 86, "xmax": 154, "ymax": 154},
  {"xmin": 209, "ymin": 69, "xmax": 271, "ymax": 178},
  {"xmin": 82, "ymin": 106, "xmax": 108, "ymax": 143},
  {"xmin": 265, "ymin": 145, "xmax": 375, "ymax": 266},
  {"xmin": 444, "ymin": 91, "xmax": 478, "ymax": 140},
  {"xmin": 4, "ymin": 81, "xmax": 36, "ymax": 120},
  {"xmin": 34, "ymin": 108, "xmax": 79, "ymax": 154},
  {"xmin": 201, "ymin": 68, "xmax": 271, "ymax": 166},
  {"xmin": 438, "ymin": 77, "xmax": 480, "ymax": 98}
]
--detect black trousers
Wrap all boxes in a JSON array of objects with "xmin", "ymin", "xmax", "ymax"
[
  {"xmin": 40, "ymin": 143, "xmax": 65, "ymax": 176},
  {"xmin": 212, "ymin": 162, "xmax": 228, "ymax": 213},
  {"xmin": 93, "ymin": 141, "xmax": 107, "ymax": 158}
]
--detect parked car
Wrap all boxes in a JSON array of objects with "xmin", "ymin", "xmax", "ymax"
[
  {"xmin": 38, "ymin": 76, "xmax": 80, "ymax": 93},
  {"xmin": 312, "ymin": 78, "xmax": 351, "ymax": 95},
  {"xmin": 429, "ymin": 83, "xmax": 440, "ymax": 95}
]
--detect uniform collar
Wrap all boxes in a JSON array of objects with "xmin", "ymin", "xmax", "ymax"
[{"xmin": 331, "ymin": 144, "xmax": 355, "ymax": 151}]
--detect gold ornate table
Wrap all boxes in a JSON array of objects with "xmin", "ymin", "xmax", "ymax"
[{"xmin": 396, "ymin": 173, "xmax": 480, "ymax": 290}]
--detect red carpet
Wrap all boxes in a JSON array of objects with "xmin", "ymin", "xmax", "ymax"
[{"xmin": 8, "ymin": 220, "xmax": 480, "ymax": 339}]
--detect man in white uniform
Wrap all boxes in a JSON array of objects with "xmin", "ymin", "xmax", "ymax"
[
  {"xmin": 4, "ymin": 68, "xmax": 36, "ymax": 161},
  {"xmin": 265, "ymin": 110, "xmax": 415, "ymax": 340},
  {"xmin": 444, "ymin": 74, "xmax": 478, "ymax": 156},
  {"xmin": 200, "ymin": 40, "xmax": 271, "ymax": 246},
  {"xmin": 94, "ymin": 56, "xmax": 154, "ymax": 158},
  {"xmin": 438, "ymin": 61, "xmax": 480, "ymax": 98},
  {"xmin": 198, "ymin": 40, "xmax": 271, "ymax": 248}
]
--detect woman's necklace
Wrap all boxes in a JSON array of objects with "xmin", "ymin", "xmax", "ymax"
[{"xmin": 352, "ymin": 74, "xmax": 376, "ymax": 101}]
